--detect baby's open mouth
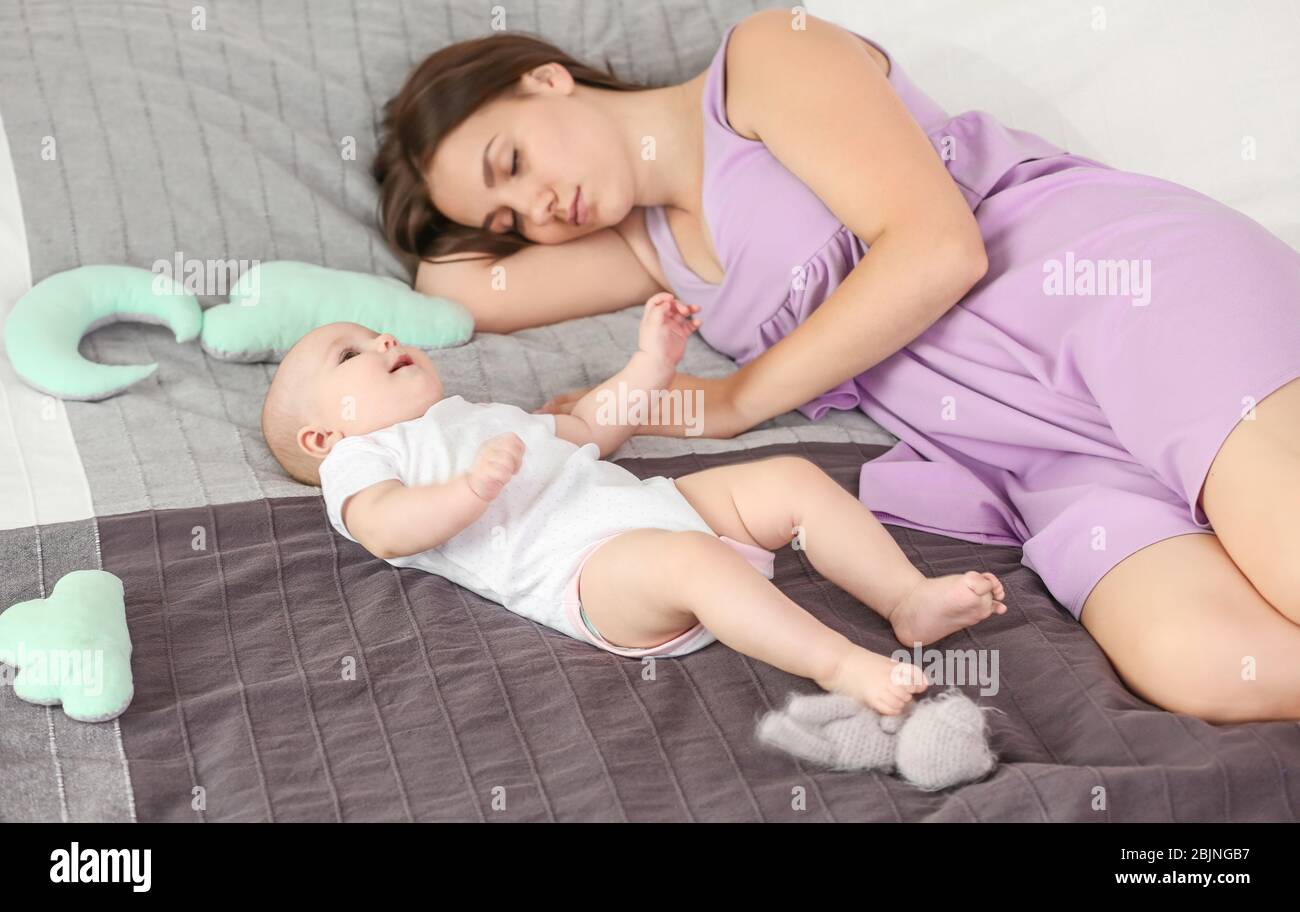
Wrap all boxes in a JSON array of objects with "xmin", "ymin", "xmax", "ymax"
[{"xmin": 388, "ymin": 353, "xmax": 414, "ymax": 373}]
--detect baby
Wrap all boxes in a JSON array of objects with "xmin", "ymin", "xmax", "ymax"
[{"xmin": 261, "ymin": 292, "xmax": 1007, "ymax": 715}]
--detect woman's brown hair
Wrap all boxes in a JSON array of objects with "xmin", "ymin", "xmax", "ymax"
[{"xmin": 372, "ymin": 33, "xmax": 644, "ymax": 274}]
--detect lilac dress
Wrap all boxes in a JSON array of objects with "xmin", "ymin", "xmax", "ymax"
[{"xmin": 645, "ymin": 23, "xmax": 1300, "ymax": 620}]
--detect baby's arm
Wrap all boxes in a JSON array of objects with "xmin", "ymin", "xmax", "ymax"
[
  {"xmin": 554, "ymin": 293, "xmax": 700, "ymax": 457},
  {"xmin": 550, "ymin": 345, "xmax": 667, "ymax": 458},
  {"xmin": 343, "ymin": 478, "xmax": 486, "ymax": 559},
  {"xmin": 342, "ymin": 433, "xmax": 524, "ymax": 559}
]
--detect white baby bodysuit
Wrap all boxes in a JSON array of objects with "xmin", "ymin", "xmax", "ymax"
[{"xmin": 319, "ymin": 395, "xmax": 717, "ymax": 646}]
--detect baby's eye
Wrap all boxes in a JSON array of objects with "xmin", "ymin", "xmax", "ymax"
[{"xmin": 339, "ymin": 348, "xmax": 357, "ymax": 363}]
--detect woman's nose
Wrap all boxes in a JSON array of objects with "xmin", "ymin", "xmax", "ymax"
[{"xmin": 514, "ymin": 183, "xmax": 557, "ymax": 227}]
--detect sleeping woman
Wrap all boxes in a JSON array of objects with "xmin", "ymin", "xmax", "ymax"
[{"xmin": 370, "ymin": 10, "xmax": 1300, "ymax": 724}]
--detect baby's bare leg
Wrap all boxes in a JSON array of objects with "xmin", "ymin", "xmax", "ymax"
[
  {"xmin": 675, "ymin": 457, "xmax": 923, "ymax": 615},
  {"xmin": 578, "ymin": 528, "xmax": 925, "ymax": 713},
  {"xmin": 674, "ymin": 456, "xmax": 1007, "ymax": 646}
]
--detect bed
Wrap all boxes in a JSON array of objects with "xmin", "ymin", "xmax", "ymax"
[{"xmin": 1, "ymin": 0, "xmax": 1297, "ymax": 822}]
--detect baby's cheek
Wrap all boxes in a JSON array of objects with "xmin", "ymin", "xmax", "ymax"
[{"xmin": 337, "ymin": 388, "xmax": 363, "ymax": 423}]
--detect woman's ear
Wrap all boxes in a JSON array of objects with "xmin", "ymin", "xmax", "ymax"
[{"xmin": 520, "ymin": 62, "xmax": 574, "ymax": 95}]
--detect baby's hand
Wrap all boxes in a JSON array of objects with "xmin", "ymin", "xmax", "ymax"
[
  {"xmin": 466, "ymin": 432, "xmax": 524, "ymax": 502},
  {"xmin": 637, "ymin": 292, "xmax": 700, "ymax": 368}
]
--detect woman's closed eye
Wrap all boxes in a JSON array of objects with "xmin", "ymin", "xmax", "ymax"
[{"xmin": 504, "ymin": 148, "xmax": 520, "ymax": 233}]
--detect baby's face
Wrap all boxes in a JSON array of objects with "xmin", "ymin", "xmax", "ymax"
[{"xmin": 285, "ymin": 322, "xmax": 444, "ymax": 454}]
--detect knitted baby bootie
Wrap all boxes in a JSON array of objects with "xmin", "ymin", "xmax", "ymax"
[
  {"xmin": 755, "ymin": 692, "xmax": 897, "ymax": 771},
  {"xmin": 894, "ymin": 686, "xmax": 998, "ymax": 790}
]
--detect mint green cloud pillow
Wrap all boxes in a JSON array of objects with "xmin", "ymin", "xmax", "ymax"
[
  {"xmin": 200, "ymin": 260, "xmax": 473, "ymax": 362},
  {"xmin": 4, "ymin": 261, "xmax": 474, "ymax": 401},
  {"xmin": 0, "ymin": 569, "xmax": 134, "ymax": 723},
  {"xmin": 4, "ymin": 264, "xmax": 203, "ymax": 401}
]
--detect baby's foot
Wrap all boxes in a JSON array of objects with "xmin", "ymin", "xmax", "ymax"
[
  {"xmin": 819, "ymin": 647, "xmax": 929, "ymax": 716},
  {"xmin": 888, "ymin": 571, "xmax": 1006, "ymax": 648}
]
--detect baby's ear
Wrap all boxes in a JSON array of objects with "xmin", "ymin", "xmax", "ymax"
[{"xmin": 297, "ymin": 425, "xmax": 334, "ymax": 459}]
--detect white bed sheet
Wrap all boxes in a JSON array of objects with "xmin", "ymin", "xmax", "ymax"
[
  {"xmin": 808, "ymin": 0, "xmax": 1300, "ymax": 251},
  {"xmin": 0, "ymin": 109, "xmax": 96, "ymax": 532}
]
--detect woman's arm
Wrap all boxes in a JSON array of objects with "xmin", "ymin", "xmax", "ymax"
[
  {"xmin": 709, "ymin": 11, "xmax": 990, "ymax": 432},
  {"xmin": 729, "ymin": 231, "xmax": 985, "ymax": 430},
  {"xmin": 538, "ymin": 371, "xmax": 748, "ymax": 438},
  {"xmin": 415, "ymin": 213, "xmax": 665, "ymax": 333}
]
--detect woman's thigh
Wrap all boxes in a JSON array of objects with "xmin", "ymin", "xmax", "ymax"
[
  {"xmin": 1199, "ymin": 374, "xmax": 1300, "ymax": 622},
  {"xmin": 1079, "ymin": 531, "xmax": 1300, "ymax": 723}
]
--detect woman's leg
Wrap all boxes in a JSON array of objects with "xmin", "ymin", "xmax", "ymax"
[
  {"xmin": 1199, "ymin": 375, "xmax": 1300, "ymax": 624},
  {"xmin": 673, "ymin": 455, "xmax": 1006, "ymax": 646},
  {"xmin": 1079, "ymin": 531, "xmax": 1300, "ymax": 723},
  {"xmin": 577, "ymin": 528, "xmax": 927, "ymax": 714}
]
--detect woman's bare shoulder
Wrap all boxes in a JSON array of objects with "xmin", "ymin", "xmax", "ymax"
[{"xmin": 723, "ymin": 10, "xmax": 891, "ymax": 141}]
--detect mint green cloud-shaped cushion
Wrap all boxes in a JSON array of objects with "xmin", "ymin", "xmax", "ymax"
[
  {"xmin": 200, "ymin": 260, "xmax": 474, "ymax": 362},
  {"xmin": 3, "ymin": 260, "xmax": 474, "ymax": 400},
  {"xmin": 0, "ymin": 570, "xmax": 134, "ymax": 723},
  {"xmin": 4, "ymin": 264, "xmax": 202, "ymax": 401}
]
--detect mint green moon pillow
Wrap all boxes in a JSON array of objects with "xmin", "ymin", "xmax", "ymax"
[
  {"xmin": 200, "ymin": 260, "xmax": 474, "ymax": 362},
  {"xmin": 4, "ymin": 264, "xmax": 202, "ymax": 401},
  {"xmin": 0, "ymin": 569, "xmax": 134, "ymax": 723}
]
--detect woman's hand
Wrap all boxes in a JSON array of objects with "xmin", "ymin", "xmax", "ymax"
[
  {"xmin": 536, "ymin": 372, "xmax": 754, "ymax": 438},
  {"xmin": 536, "ymin": 387, "xmax": 589, "ymax": 416}
]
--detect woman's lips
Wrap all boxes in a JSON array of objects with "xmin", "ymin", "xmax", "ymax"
[{"xmin": 572, "ymin": 187, "xmax": 586, "ymax": 226}]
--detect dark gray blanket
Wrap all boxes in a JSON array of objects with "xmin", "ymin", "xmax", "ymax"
[{"xmin": 96, "ymin": 442, "xmax": 1300, "ymax": 821}]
